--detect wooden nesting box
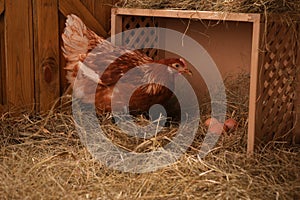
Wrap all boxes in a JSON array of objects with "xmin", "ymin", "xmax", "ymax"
[{"xmin": 111, "ymin": 8, "xmax": 300, "ymax": 153}]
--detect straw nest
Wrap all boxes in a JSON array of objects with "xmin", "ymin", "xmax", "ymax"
[
  {"xmin": 1, "ymin": 73, "xmax": 299, "ymax": 199},
  {"xmin": 117, "ymin": 0, "xmax": 300, "ymax": 14}
]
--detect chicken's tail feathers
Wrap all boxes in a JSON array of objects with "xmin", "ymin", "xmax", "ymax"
[{"xmin": 62, "ymin": 14, "xmax": 102, "ymax": 85}]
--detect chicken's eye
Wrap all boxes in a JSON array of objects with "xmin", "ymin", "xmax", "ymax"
[{"xmin": 173, "ymin": 63, "xmax": 180, "ymax": 68}]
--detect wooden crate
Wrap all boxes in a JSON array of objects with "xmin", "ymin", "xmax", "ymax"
[
  {"xmin": 0, "ymin": 0, "xmax": 114, "ymax": 113},
  {"xmin": 111, "ymin": 8, "xmax": 300, "ymax": 153}
]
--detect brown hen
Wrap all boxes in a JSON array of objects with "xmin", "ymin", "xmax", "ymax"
[{"xmin": 62, "ymin": 14, "xmax": 192, "ymax": 117}]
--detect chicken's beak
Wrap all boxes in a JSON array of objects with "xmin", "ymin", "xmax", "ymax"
[
  {"xmin": 186, "ymin": 69, "xmax": 193, "ymax": 76},
  {"xmin": 178, "ymin": 66, "xmax": 192, "ymax": 76},
  {"xmin": 181, "ymin": 68, "xmax": 192, "ymax": 76}
]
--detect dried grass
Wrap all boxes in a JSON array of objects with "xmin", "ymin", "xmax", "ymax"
[
  {"xmin": 1, "ymin": 74, "xmax": 300, "ymax": 199},
  {"xmin": 117, "ymin": 0, "xmax": 300, "ymax": 14}
]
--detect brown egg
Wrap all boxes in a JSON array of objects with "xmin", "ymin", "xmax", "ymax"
[
  {"xmin": 208, "ymin": 123, "xmax": 225, "ymax": 135},
  {"xmin": 204, "ymin": 117, "xmax": 219, "ymax": 127},
  {"xmin": 224, "ymin": 118, "xmax": 238, "ymax": 131}
]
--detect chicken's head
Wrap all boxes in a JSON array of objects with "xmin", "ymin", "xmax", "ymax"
[{"xmin": 157, "ymin": 58, "xmax": 192, "ymax": 75}]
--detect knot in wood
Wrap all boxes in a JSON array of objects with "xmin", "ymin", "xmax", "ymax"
[{"xmin": 42, "ymin": 57, "xmax": 57, "ymax": 83}]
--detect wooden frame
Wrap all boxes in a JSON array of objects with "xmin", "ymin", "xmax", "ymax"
[{"xmin": 111, "ymin": 8, "xmax": 261, "ymax": 154}]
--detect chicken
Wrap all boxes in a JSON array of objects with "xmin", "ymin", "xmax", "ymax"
[{"xmin": 62, "ymin": 14, "xmax": 192, "ymax": 117}]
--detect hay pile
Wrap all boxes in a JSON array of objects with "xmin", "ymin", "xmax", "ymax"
[
  {"xmin": 117, "ymin": 0, "xmax": 300, "ymax": 14},
  {"xmin": 1, "ymin": 74, "xmax": 300, "ymax": 199}
]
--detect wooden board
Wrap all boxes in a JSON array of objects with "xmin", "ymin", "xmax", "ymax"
[
  {"xmin": 295, "ymin": 25, "xmax": 300, "ymax": 144},
  {"xmin": 59, "ymin": 0, "xmax": 108, "ymax": 37},
  {"xmin": 247, "ymin": 17, "xmax": 261, "ymax": 154},
  {"xmin": 33, "ymin": 0, "xmax": 60, "ymax": 112},
  {"xmin": 5, "ymin": 0, "xmax": 34, "ymax": 111},
  {"xmin": 0, "ymin": 0, "xmax": 4, "ymax": 15},
  {"xmin": 112, "ymin": 8, "xmax": 260, "ymax": 22},
  {"xmin": 81, "ymin": 0, "xmax": 115, "ymax": 33},
  {"xmin": 58, "ymin": 12, "xmax": 68, "ymax": 94},
  {"xmin": 110, "ymin": 8, "xmax": 122, "ymax": 44},
  {"xmin": 0, "ymin": 13, "xmax": 5, "ymax": 105}
]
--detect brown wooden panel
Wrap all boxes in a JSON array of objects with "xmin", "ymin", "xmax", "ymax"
[
  {"xmin": 294, "ymin": 23, "xmax": 300, "ymax": 144},
  {"xmin": 5, "ymin": 0, "xmax": 34, "ymax": 111},
  {"xmin": 94, "ymin": 0, "xmax": 115, "ymax": 33},
  {"xmin": 33, "ymin": 0, "xmax": 60, "ymax": 112},
  {"xmin": 58, "ymin": 12, "xmax": 68, "ymax": 94},
  {"xmin": 80, "ymin": 0, "xmax": 115, "ymax": 33},
  {"xmin": 0, "ymin": 0, "xmax": 4, "ymax": 15},
  {"xmin": 59, "ymin": 0, "xmax": 108, "ymax": 37},
  {"xmin": 0, "ymin": 13, "xmax": 5, "ymax": 105}
]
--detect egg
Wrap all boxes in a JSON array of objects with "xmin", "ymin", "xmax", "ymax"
[
  {"xmin": 204, "ymin": 117, "xmax": 219, "ymax": 127},
  {"xmin": 224, "ymin": 118, "xmax": 238, "ymax": 131},
  {"xmin": 207, "ymin": 123, "xmax": 225, "ymax": 135}
]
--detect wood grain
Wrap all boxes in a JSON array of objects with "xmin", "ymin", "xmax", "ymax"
[
  {"xmin": 0, "ymin": 0, "xmax": 4, "ymax": 15},
  {"xmin": 294, "ymin": 25, "xmax": 300, "ymax": 144},
  {"xmin": 94, "ymin": 0, "xmax": 115, "ymax": 33},
  {"xmin": 110, "ymin": 8, "xmax": 122, "ymax": 45},
  {"xmin": 58, "ymin": 12, "xmax": 69, "ymax": 93},
  {"xmin": 247, "ymin": 17, "xmax": 261, "ymax": 154},
  {"xmin": 0, "ymin": 13, "xmax": 5, "ymax": 105},
  {"xmin": 112, "ymin": 8, "xmax": 260, "ymax": 22},
  {"xmin": 81, "ymin": 0, "xmax": 114, "ymax": 33},
  {"xmin": 5, "ymin": 0, "xmax": 34, "ymax": 111},
  {"xmin": 33, "ymin": 0, "xmax": 60, "ymax": 112},
  {"xmin": 59, "ymin": 0, "xmax": 108, "ymax": 37}
]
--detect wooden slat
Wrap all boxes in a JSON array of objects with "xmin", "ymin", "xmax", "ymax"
[
  {"xmin": 112, "ymin": 8, "xmax": 260, "ymax": 23},
  {"xmin": 5, "ymin": 0, "xmax": 34, "ymax": 111},
  {"xmin": 295, "ymin": 24, "xmax": 300, "ymax": 144},
  {"xmin": 58, "ymin": 13, "xmax": 69, "ymax": 93},
  {"xmin": 59, "ymin": 0, "xmax": 108, "ymax": 37},
  {"xmin": 111, "ymin": 9, "xmax": 122, "ymax": 45},
  {"xmin": 247, "ymin": 16, "xmax": 261, "ymax": 154},
  {"xmin": 0, "ymin": 13, "xmax": 5, "ymax": 105},
  {"xmin": 94, "ymin": 0, "xmax": 115, "ymax": 33},
  {"xmin": 33, "ymin": 0, "xmax": 60, "ymax": 112},
  {"xmin": 80, "ymin": 0, "xmax": 116, "ymax": 33},
  {"xmin": 0, "ymin": 0, "xmax": 4, "ymax": 15}
]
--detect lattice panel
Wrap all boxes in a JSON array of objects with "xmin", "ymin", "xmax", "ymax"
[
  {"xmin": 260, "ymin": 21, "xmax": 298, "ymax": 142},
  {"xmin": 122, "ymin": 16, "xmax": 159, "ymax": 60}
]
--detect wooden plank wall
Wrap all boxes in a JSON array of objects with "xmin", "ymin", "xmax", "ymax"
[
  {"xmin": 0, "ymin": 0, "xmax": 115, "ymax": 113},
  {"xmin": 5, "ymin": 0, "xmax": 34, "ymax": 112},
  {"xmin": 0, "ymin": 0, "xmax": 5, "ymax": 108}
]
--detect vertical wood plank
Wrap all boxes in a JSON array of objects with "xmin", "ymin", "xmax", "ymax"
[
  {"xmin": 5, "ymin": 0, "xmax": 34, "ymax": 111},
  {"xmin": 111, "ymin": 8, "xmax": 123, "ymax": 45},
  {"xmin": 247, "ymin": 16, "xmax": 261, "ymax": 154},
  {"xmin": 33, "ymin": 0, "xmax": 60, "ymax": 112},
  {"xmin": 0, "ymin": 0, "xmax": 4, "ymax": 15},
  {"xmin": 58, "ymin": 12, "xmax": 68, "ymax": 94},
  {"xmin": 0, "ymin": 13, "xmax": 5, "ymax": 105},
  {"xmin": 295, "ymin": 24, "xmax": 300, "ymax": 144}
]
